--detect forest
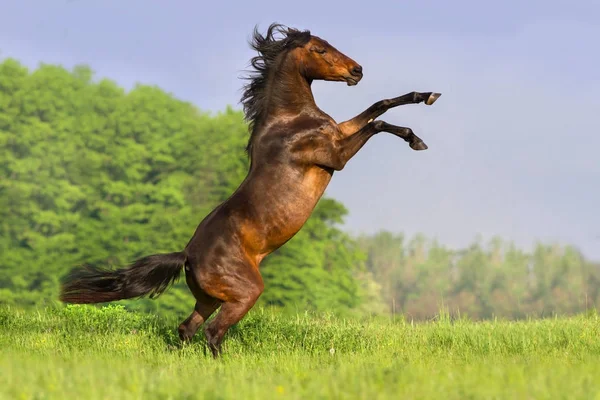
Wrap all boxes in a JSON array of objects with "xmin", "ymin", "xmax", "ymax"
[{"xmin": 1, "ymin": 58, "xmax": 599, "ymax": 321}]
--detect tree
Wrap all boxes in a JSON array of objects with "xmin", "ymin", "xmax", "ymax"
[
  {"xmin": 0, "ymin": 59, "xmax": 371, "ymax": 317},
  {"xmin": 358, "ymin": 231, "xmax": 600, "ymax": 320}
]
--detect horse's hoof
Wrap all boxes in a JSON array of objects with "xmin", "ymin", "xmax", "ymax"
[
  {"xmin": 410, "ymin": 140, "xmax": 428, "ymax": 151},
  {"xmin": 425, "ymin": 92, "xmax": 441, "ymax": 105}
]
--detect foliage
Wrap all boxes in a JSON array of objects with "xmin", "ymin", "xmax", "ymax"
[
  {"xmin": 358, "ymin": 231, "xmax": 600, "ymax": 320},
  {"xmin": 0, "ymin": 58, "xmax": 366, "ymax": 317},
  {"xmin": 1, "ymin": 305, "xmax": 600, "ymax": 399}
]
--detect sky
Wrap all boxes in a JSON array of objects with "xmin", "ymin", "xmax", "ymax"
[{"xmin": 1, "ymin": 0, "xmax": 599, "ymax": 259}]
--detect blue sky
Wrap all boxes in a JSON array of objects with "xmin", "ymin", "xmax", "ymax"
[{"xmin": 1, "ymin": 0, "xmax": 599, "ymax": 259}]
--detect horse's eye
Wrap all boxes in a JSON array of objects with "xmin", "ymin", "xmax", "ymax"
[{"xmin": 311, "ymin": 46, "xmax": 326, "ymax": 54}]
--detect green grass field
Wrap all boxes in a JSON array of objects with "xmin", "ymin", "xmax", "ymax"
[{"xmin": 1, "ymin": 305, "xmax": 600, "ymax": 399}]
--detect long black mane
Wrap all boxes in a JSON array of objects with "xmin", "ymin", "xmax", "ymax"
[{"xmin": 240, "ymin": 23, "xmax": 311, "ymax": 154}]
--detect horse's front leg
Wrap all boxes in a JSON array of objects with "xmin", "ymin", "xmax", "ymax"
[
  {"xmin": 291, "ymin": 121, "xmax": 427, "ymax": 171},
  {"xmin": 338, "ymin": 91, "xmax": 441, "ymax": 136},
  {"xmin": 333, "ymin": 120, "xmax": 428, "ymax": 168},
  {"xmin": 369, "ymin": 120, "xmax": 428, "ymax": 151}
]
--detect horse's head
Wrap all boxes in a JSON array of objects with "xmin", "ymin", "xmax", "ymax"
[{"xmin": 294, "ymin": 35, "xmax": 363, "ymax": 86}]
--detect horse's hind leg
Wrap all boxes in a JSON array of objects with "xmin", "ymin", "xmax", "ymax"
[
  {"xmin": 178, "ymin": 266, "xmax": 221, "ymax": 342},
  {"xmin": 204, "ymin": 297, "xmax": 261, "ymax": 357},
  {"xmin": 203, "ymin": 266, "xmax": 264, "ymax": 357},
  {"xmin": 178, "ymin": 296, "xmax": 221, "ymax": 342}
]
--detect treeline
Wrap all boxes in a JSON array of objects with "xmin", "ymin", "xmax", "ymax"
[
  {"xmin": 359, "ymin": 232, "xmax": 600, "ymax": 320},
  {"xmin": 1, "ymin": 58, "xmax": 598, "ymax": 320},
  {"xmin": 0, "ymin": 58, "xmax": 367, "ymax": 318}
]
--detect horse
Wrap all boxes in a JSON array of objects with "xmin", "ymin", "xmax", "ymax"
[{"xmin": 59, "ymin": 23, "xmax": 441, "ymax": 357}]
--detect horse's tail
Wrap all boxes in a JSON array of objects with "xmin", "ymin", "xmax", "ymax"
[{"xmin": 59, "ymin": 252, "xmax": 186, "ymax": 304}]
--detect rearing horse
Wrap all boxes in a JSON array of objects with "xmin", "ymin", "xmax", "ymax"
[{"xmin": 60, "ymin": 23, "xmax": 441, "ymax": 357}]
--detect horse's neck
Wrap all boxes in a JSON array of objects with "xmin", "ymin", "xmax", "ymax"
[
  {"xmin": 250, "ymin": 62, "xmax": 321, "ymax": 154},
  {"xmin": 271, "ymin": 75, "xmax": 316, "ymax": 113}
]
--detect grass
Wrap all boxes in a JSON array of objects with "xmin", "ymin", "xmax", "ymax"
[{"xmin": 1, "ymin": 305, "xmax": 600, "ymax": 399}]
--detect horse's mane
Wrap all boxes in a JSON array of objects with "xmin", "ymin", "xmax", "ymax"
[{"xmin": 240, "ymin": 23, "xmax": 311, "ymax": 154}]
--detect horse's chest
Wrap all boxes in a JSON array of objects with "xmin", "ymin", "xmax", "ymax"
[
  {"xmin": 265, "ymin": 167, "xmax": 332, "ymax": 244},
  {"xmin": 301, "ymin": 164, "xmax": 332, "ymax": 197}
]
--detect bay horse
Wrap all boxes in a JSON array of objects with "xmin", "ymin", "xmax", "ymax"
[{"xmin": 59, "ymin": 23, "xmax": 441, "ymax": 357}]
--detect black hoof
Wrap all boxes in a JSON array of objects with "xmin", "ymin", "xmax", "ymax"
[
  {"xmin": 425, "ymin": 92, "xmax": 441, "ymax": 105},
  {"xmin": 410, "ymin": 140, "xmax": 428, "ymax": 151}
]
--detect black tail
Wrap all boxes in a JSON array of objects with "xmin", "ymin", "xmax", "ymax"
[{"xmin": 59, "ymin": 252, "xmax": 186, "ymax": 304}]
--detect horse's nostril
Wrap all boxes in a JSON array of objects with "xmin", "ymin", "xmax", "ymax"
[{"xmin": 352, "ymin": 65, "xmax": 363, "ymax": 75}]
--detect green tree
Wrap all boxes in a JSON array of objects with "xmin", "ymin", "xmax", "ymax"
[
  {"xmin": 0, "ymin": 59, "xmax": 372, "ymax": 318},
  {"xmin": 358, "ymin": 231, "xmax": 599, "ymax": 320}
]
